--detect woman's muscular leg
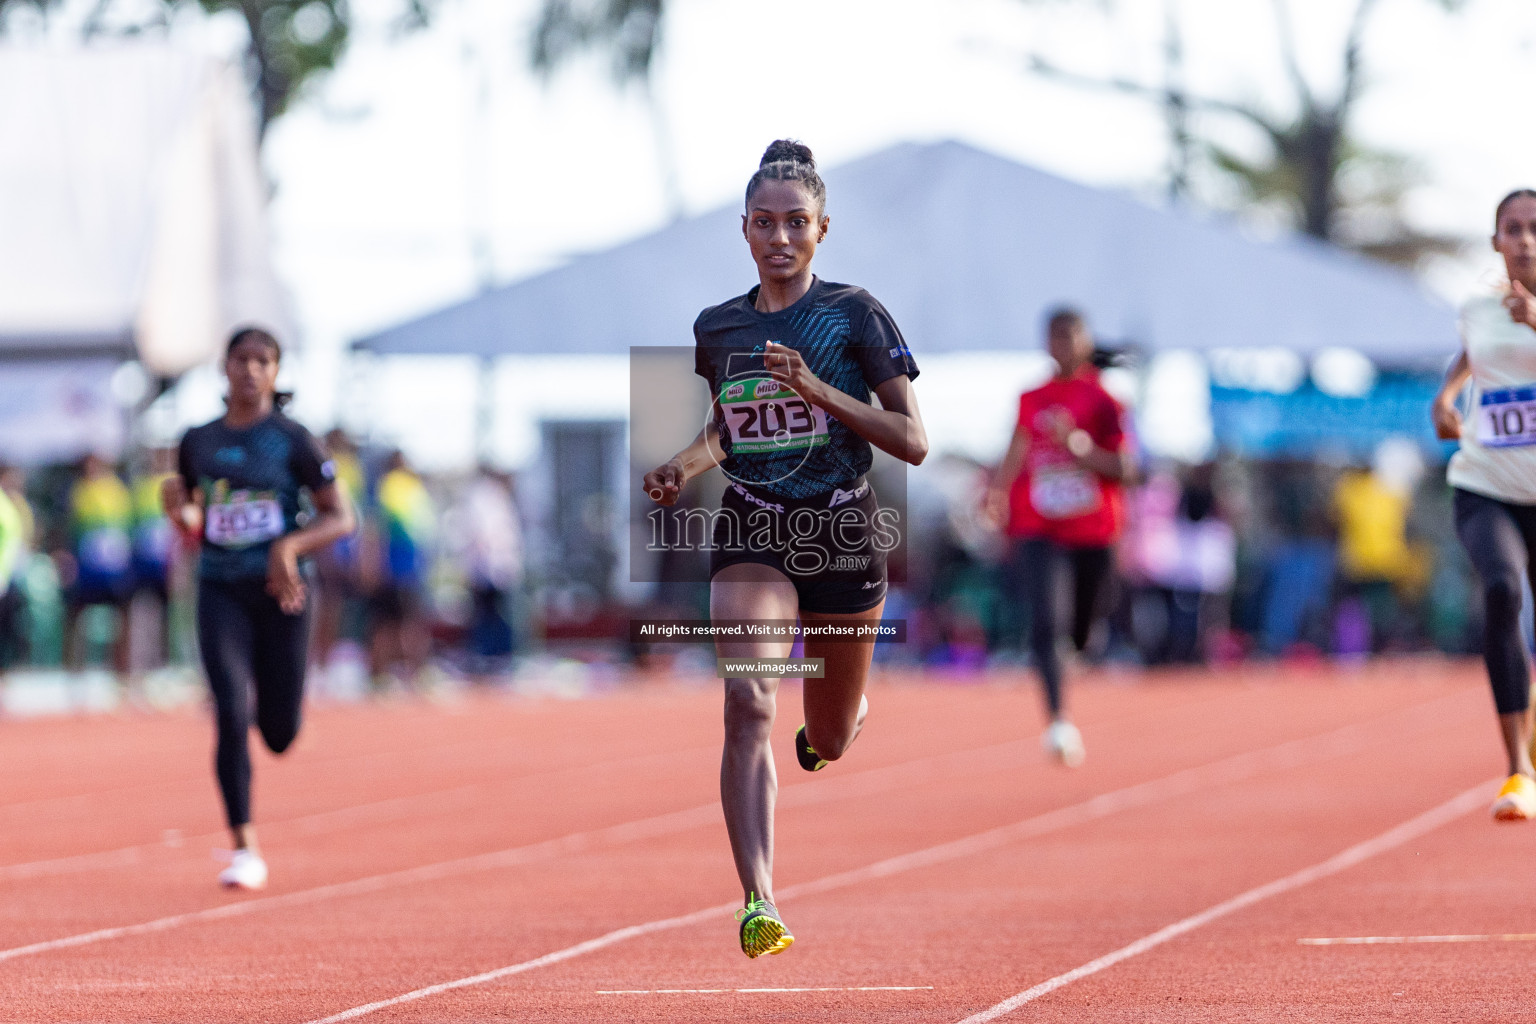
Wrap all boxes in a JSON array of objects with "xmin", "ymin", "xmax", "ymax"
[{"xmin": 711, "ymin": 562, "xmax": 798, "ymax": 904}]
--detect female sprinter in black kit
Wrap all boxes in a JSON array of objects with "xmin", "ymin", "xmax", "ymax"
[
  {"xmin": 163, "ymin": 327, "xmax": 355, "ymax": 889},
  {"xmin": 643, "ymin": 141, "xmax": 926, "ymax": 957}
]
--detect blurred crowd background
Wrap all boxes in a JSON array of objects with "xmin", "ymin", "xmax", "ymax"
[
  {"xmin": 0, "ymin": 440, "xmax": 527, "ymax": 696},
  {"xmin": 0, "ymin": 421, "xmax": 1479, "ymax": 692},
  {"xmin": 2, "ymin": 0, "xmax": 1530, "ymax": 706}
]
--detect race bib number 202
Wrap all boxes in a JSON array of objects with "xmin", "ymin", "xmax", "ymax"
[
  {"xmin": 205, "ymin": 492, "xmax": 284, "ymax": 547},
  {"xmin": 1477, "ymin": 386, "xmax": 1536, "ymax": 448},
  {"xmin": 718, "ymin": 377, "xmax": 831, "ymax": 454}
]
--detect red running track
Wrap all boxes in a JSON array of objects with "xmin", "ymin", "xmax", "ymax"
[{"xmin": 0, "ymin": 660, "xmax": 1527, "ymax": 1022}]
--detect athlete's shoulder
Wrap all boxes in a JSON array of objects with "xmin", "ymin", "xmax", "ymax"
[
  {"xmin": 694, "ymin": 291, "xmax": 756, "ymax": 336},
  {"xmin": 1460, "ymin": 293, "xmax": 1509, "ymax": 333},
  {"xmin": 1461, "ymin": 293, "xmax": 1504, "ymax": 316},
  {"xmin": 268, "ymin": 409, "xmax": 317, "ymax": 441},
  {"xmin": 813, "ymin": 280, "xmax": 883, "ymax": 311},
  {"xmin": 1072, "ymin": 370, "xmax": 1120, "ymax": 406},
  {"xmin": 180, "ymin": 418, "xmax": 226, "ymax": 449},
  {"xmin": 1019, "ymin": 375, "xmax": 1058, "ymax": 401},
  {"xmin": 185, "ymin": 416, "xmax": 225, "ymax": 436}
]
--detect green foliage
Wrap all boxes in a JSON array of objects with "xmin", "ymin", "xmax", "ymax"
[
  {"xmin": 1020, "ymin": 0, "xmax": 1477, "ymax": 262},
  {"xmin": 187, "ymin": 0, "xmax": 351, "ymax": 134},
  {"xmin": 0, "ymin": 0, "xmax": 439, "ymax": 139},
  {"xmin": 0, "ymin": 0, "xmax": 60, "ymax": 27}
]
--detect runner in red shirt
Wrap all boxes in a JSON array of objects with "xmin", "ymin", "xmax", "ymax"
[{"xmin": 986, "ymin": 308, "xmax": 1134, "ymax": 766}]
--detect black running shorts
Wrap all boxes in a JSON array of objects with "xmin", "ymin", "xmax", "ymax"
[{"xmin": 708, "ymin": 477, "xmax": 890, "ymax": 614}]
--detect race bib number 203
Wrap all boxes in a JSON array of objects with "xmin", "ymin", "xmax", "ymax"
[{"xmin": 718, "ymin": 377, "xmax": 831, "ymax": 454}]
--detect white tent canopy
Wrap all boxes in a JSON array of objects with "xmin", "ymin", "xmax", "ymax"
[
  {"xmin": 354, "ymin": 140, "xmax": 1457, "ymax": 366},
  {"xmin": 0, "ymin": 43, "xmax": 288, "ymax": 376}
]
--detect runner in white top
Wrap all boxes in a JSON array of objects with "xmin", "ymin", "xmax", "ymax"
[{"xmin": 1431, "ymin": 188, "xmax": 1536, "ymax": 820}]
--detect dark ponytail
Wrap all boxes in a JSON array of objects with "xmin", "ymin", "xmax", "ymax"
[
  {"xmin": 745, "ymin": 139, "xmax": 827, "ymax": 215},
  {"xmin": 1495, "ymin": 189, "xmax": 1536, "ymax": 232},
  {"xmin": 225, "ymin": 325, "xmax": 294, "ymax": 410}
]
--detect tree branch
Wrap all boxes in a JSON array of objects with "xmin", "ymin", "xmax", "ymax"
[
  {"xmin": 1268, "ymin": 0, "xmax": 1315, "ymax": 111},
  {"xmin": 1028, "ymin": 54, "xmax": 1291, "ymax": 152},
  {"xmin": 79, "ymin": 0, "xmax": 112, "ymax": 38},
  {"xmin": 1340, "ymin": 0, "xmax": 1383, "ymax": 113}
]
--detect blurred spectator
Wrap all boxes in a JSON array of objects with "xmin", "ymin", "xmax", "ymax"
[
  {"xmin": 128, "ymin": 447, "xmax": 177, "ymax": 669},
  {"xmin": 363, "ymin": 450, "xmax": 436, "ymax": 689},
  {"xmin": 0, "ymin": 478, "xmax": 24, "ymax": 668},
  {"xmin": 63, "ymin": 454, "xmax": 133, "ymax": 673},
  {"xmin": 1126, "ymin": 463, "xmax": 1237, "ymax": 664},
  {"xmin": 0, "ymin": 467, "xmax": 34, "ymax": 668},
  {"xmin": 908, "ymin": 454, "xmax": 1003, "ymax": 668},
  {"xmin": 1256, "ymin": 459, "xmax": 1338, "ymax": 656},
  {"xmin": 455, "ymin": 466, "xmax": 523, "ymax": 671},
  {"xmin": 1331, "ymin": 437, "xmax": 1432, "ymax": 654},
  {"xmin": 312, "ymin": 429, "xmax": 366, "ymax": 675}
]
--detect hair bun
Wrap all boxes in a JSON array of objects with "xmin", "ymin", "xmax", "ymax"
[{"xmin": 760, "ymin": 139, "xmax": 814, "ymax": 170}]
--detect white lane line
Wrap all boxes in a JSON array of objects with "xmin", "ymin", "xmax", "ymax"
[
  {"xmin": 290, "ymin": 705, "xmax": 1459, "ymax": 1024},
  {"xmin": 303, "ymin": 903, "xmax": 737, "ymax": 1023},
  {"xmin": 596, "ymin": 986, "xmax": 935, "ymax": 994},
  {"xmin": 0, "ymin": 682, "xmax": 1431, "ymax": 883},
  {"xmin": 0, "ymin": 845, "xmax": 152, "ymax": 883},
  {"xmin": 0, "ymin": 745, "xmax": 720, "ymax": 883},
  {"xmin": 0, "ymin": 806, "xmax": 726, "ymax": 965},
  {"xmin": 0, "ymin": 731, "xmax": 1041, "ymax": 961},
  {"xmin": 951, "ymin": 779, "xmax": 1498, "ymax": 1023},
  {"xmin": 1300, "ymin": 933, "xmax": 1536, "ymax": 945}
]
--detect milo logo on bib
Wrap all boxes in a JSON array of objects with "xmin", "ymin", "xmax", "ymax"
[
  {"xmin": 718, "ymin": 376, "xmax": 831, "ymax": 455},
  {"xmin": 205, "ymin": 488, "xmax": 285, "ymax": 548}
]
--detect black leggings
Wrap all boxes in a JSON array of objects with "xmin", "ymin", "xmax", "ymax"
[
  {"xmin": 197, "ymin": 578, "xmax": 310, "ymax": 828},
  {"xmin": 1011, "ymin": 538, "xmax": 1113, "ymax": 716},
  {"xmin": 1454, "ymin": 488, "xmax": 1536, "ymax": 716}
]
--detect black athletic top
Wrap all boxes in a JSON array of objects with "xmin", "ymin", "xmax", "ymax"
[
  {"xmin": 177, "ymin": 412, "xmax": 335, "ymax": 583},
  {"xmin": 693, "ymin": 278, "xmax": 919, "ymax": 499}
]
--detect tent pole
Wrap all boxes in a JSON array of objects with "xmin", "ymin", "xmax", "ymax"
[{"xmin": 477, "ymin": 356, "xmax": 495, "ymax": 468}]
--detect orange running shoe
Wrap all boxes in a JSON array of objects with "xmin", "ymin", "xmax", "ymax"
[{"xmin": 1490, "ymin": 774, "xmax": 1536, "ymax": 821}]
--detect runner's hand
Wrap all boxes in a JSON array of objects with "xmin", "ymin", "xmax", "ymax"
[
  {"xmin": 266, "ymin": 537, "xmax": 307, "ymax": 615},
  {"xmin": 1505, "ymin": 280, "xmax": 1536, "ymax": 330},
  {"xmin": 764, "ymin": 342, "xmax": 825, "ymax": 405},
  {"xmin": 1431, "ymin": 394, "xmax": 1463, "ymax": 441},
  {"xmin": 643, "ymin": 458, "xmax": 686, "ymax": 507},
  {"xmin": 981, "ymin": 486, "xmax": 1010, "ymax": 529},
  {"xmin": 160, "ymin": 476, "xmax": 202, "ymax": 544}
]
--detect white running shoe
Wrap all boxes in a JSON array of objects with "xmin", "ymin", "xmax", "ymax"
[
  {"xmin": 1491, "ymin": 774, "xmax": 1536, "ymax": 821},
  {"xmin": 1043, "ymin": 720, "xmax": 1086, "ymax": 768},
  {"xmin": 218, "ymin": 849, "xmax": 268, "ymax": 891}
]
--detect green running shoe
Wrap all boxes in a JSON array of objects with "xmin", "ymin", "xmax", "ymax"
[
  {"xmin": 794, "ymin": 725, "xmax": 828, "ymax": 772},
  {"xmin": 736, "ymin": 892, "xmax": 794, "ymax": 958}
]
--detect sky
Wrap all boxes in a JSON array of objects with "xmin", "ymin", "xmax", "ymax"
[{"xmin": 140, "ymin": 0, "xmax": 1536, "ymax": 467}]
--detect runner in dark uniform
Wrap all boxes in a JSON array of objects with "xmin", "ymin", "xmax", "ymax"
[
  {"xmin": 643, "ymin": 140, "xmax": 926, "ymax": 957},
  {"xmin": 163, "ymin": 327, "xmax": 355, "ymax": 889}
]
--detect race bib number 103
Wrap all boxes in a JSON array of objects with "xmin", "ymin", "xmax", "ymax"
[{"xmin": 1477, "ymin": 386, "xmax": 1536, "ymax": 448}]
